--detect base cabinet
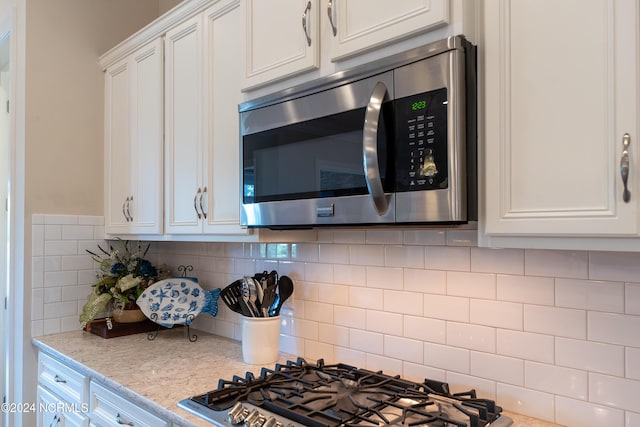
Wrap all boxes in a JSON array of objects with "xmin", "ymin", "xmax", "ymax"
[
  {"xmin": 89, "ymin": 382, "xmax": 169, "ymax": 427},
  {"xmin": 37, "ymin": 353, "xmax": 89, "ymax": 427}
]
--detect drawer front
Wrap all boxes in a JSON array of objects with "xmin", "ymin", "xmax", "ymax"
[
  {"xmin": 38, "ymin": 353, "xmax": 88, "ymax": 406},
  {"xmin": 36, "ymin": 385, "xmax": 89, "ymax": 427},
  {"xmin": 89, "ymin": 382, "xmax": 169, "ymax": 427}
]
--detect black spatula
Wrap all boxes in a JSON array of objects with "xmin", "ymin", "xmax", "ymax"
[{"xmin": 220, "ymin": 279, "xmax": 248, "ymax": 315}]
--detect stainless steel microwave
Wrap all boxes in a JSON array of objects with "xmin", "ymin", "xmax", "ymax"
[{"xmin": 239, "ymin": 35, "xmax": 476, "ymax": 228}]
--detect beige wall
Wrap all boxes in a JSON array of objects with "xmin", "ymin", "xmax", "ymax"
[{"xmin": 24, "ymin": 0, "xmax": 164, "ymax": 217}]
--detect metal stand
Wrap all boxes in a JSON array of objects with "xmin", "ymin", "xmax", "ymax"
[
  {"xmin": 147, "ymin": 313, "xmax": 197, "ymax": 342},
  {"xmin": 147, "ymin": 265, "xmax": 198, "ymax": 342}
]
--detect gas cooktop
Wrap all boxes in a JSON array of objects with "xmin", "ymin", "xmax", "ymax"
[{"xmin": 178, "ymin": 358, "xmax": 513, "ymax": 427}]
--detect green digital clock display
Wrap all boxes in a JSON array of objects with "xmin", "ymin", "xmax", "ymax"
[{"xmin": 411, "ymin": 100, "xmax": 427, "ymax": 111}]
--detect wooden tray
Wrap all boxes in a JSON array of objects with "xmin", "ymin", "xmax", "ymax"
[{"xmin": 83, "ymin": 318, "xmax": 170, "ymax": 339}]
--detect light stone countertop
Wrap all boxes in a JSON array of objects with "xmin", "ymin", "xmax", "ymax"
[{"xmin": 33, "ymin": 329, "xmax": 563, "ymax": 427}]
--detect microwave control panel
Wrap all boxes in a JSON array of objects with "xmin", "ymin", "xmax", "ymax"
[{"xmin": 394, "ymin": 87, "xmax": 449, "ymax": 192}]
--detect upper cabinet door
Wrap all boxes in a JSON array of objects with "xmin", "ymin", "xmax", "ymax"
[
  {"xmin": 328, "ymin": 0, "xmax": 449, "ymax": 61},
  {"xmin": 203, "ymin": 0, "xmax": 250, "ymax": 234},
  {"xmin": 164, "ymin": 15, "xmax": 205, "ymax": 234},
  {"xmin": 130, "ymin": 38, "xmax": 163, "ymax": 235},
  {"xmin": 483, "ymin": 0, "xmax": 639, "ymax": 240},
  {"xmin": 241, "ymin": 0, "xmax": 319, "ymax": 89},
  {"xmin": 104, "ymin": 58, "xmax": 132, "ymax": 234}
]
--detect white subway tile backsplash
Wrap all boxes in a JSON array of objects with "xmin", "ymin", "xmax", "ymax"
[
  {"xmin": 524, "ymin": 305, "xmax": 586, "ymax": 339},
  {"xmin": 334, "ymin": 264, "xmax": 366, "ymax": 286},
  {"xmin": 447, "ymin": 322, "xmax": 496, "ymax": 353},
  {"xmin": 350, "ymin": 244, "xmax": 384, "ymax": 266},
  {"xmin": 525, "ymin": 361, "xmax": 587, "ymax": 400},
  {"xmin": 424, "ymin": 342, "xmax": 470, "ymax": 374},
  {"xmin": 365, "ymin": 266, "xmax": 403, "ymax": 290},
  {"xmin": 350, "ymin": 329, "xmax": 383, "ymax": 354},
  {"xmin": 424, "ymin": 294, "xmax": 469, "ymax": 322},
  {"xmin": 334, "ymin": 306, "xmax": 366, "ymax": 329},
  {"xmin": 556, "ymin": 278, "xmax": 624, "ymax": 313},
  {"xmin": 525, "ymin": 249, "xmax": 588, "ymax": 279},
  {"xmin": 383, "ymin": 290, "xmax": 423, "ymax": 315},
  {"xmin": 496, "ymin": 329, "xmax": 554, "ymax": 363},
  {"xmin": 470, "ymin": 299, "xmax": 522, "ymax": 330},
  {"xmin": 403, "ymin": 229, "xmax": 446, "ymax": 246},
  {"xmin": 33, "ymin": 213, "xmax": 640, "ymax": 425},
  {"xmin": 365, "ymin": 310, "xmax": 403, "ymax": 336},
  {"xmin": 384, "ymin": 245, "xmax": 424, "ymax": 268},
  {"xmin": 556, "ymin": 337, "xmax": 624, "ymax": 376},
  {"xmin": 556, "ymin": 396, "xmax": 625, "ymax": 427},
  {"xmin": 384, "ymin": 335, "xmax": 422, "ymax": 364},
  {"xmin": 471, "ymin": 247, "xmax": 524, "ymax": 275},
  {"xmin": 446, "ymin": 271, "xmax": 496, "ymax": 299},
  {"xmin": 625, "ymin": 283, "xmax": 640, "ymax": 315},
  {"xmin": 365, "ymin": 229, "xmax": 403, "ymax": 245},
  {"xmin": 589, "ymin": 373, "xmax": 640, "ymax": 412},
  {"xmin": 497, "ymin": 383, "xmax": 555, "ymax": 422},
  {"xmin": 589, "ymin": 251, "xmax": 640, "ymax": 282},
  {"xmin": 588, "ymin": 312, "xmax": 640, "ymax": 347},
  {"xmin": 404, "ymin": 315, "xmax": 446, "ymax": 344},
  {"xmin": 626, "ymin": 347, "xmax": 640, "ymax": 380},
  {"xmin": 348, "ymin": 286, "xmax": 383, "ymax": 310},
  {"xmin": 425, "ymin": 246, "xmax": 470, "ymax": 271},
  {"xmin": 404, "ymin": 268, "xmax": 446, "ymax": 294},
  {"xmin": 497, "ymin": 274, "xmax": 555, "ymax": 305},
  {"xmin": 471, "ymin": 352, "xmax": 523, "ymax": 386}
]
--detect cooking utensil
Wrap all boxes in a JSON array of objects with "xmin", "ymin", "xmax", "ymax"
[
  {"xmin": 261, "ymin": 283, "xmax": 278, "ymax": 317},
  {"xmin": 219, "ymin": 280, "xmax": 244, "ymax": 315},
  {"xmin": 242, "ymin": 277, "xmax": 260, "ymax": 317},
  {"xmin": 271, "ymin": 275, "xmax": 294, "ymax": 316}
]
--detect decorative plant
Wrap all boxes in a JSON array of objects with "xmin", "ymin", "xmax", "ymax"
[{"xmin": 79, "ymin": 239, "xmax": 166, "ymax": 327}]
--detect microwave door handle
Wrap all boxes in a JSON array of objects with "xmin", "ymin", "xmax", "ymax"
[{"xmin": 362, "ymin": 81, "xmax": 390, "ymax": 215}]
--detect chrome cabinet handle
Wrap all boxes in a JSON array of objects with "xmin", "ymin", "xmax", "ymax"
[
  {"xmin": 115, "ymin": 413, "xmax": 134, "ymax": 426},
  {"xmin": 126, "ymin": 195, "xmax": 133, "ymax": 222},
  {"xmin": 194, "ymin": 188, "xmax": 202, "ymax": 219},
  {"xmin": 327, "ymin": 0, "xmax": 337, "ymax": 36},
  {"xmin": 53, "ymin": 374, "xmax": 66, "ymax": 383},
  {"xmin": 200, "ymin": 186, "xmax": 208, "ymax": 220},
  {"xmin": 122, "ymin": 199, "xmax": 128, "ymax": 222},
  {"xmin": 362, "ymin": 81, "xmax": 390, "ymax": 215},
  {"xmin": 621, "ymin": 133, "xmax": 631, "ymax": 203},
  {"xmin": 302, "ymin": 1, "xmax": 312, "ymax": 46}
]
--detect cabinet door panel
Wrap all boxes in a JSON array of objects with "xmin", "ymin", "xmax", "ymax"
[
  {"xmin": 330, "ymin": 0, "xmax": 449, "ymax": 61},
  {"xmin": 203, "ymin": 0, "xmax": 249, "ymax": 234},
  {"xmin": 165, "ymin": 16, "xmax": 205, "ymax": 233},
  {"xmin": 131, "ymin": 39, "xmax": 163, "ymax": 234},
  {"xmin": 484, "ymin": 0, "xmax": 639, "ymax": 236},
  {"xmin": 104, "ymin": 59, "xmax": 132, "ymax": 234},
  {"xmin": 242, "ymin": 0, "xmax": 319, "ymax": 89}
]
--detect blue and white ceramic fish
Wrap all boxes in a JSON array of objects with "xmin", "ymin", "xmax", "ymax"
[{"xmin": 136, "ymin": 278, "xmax": 221, "ymax": 328}]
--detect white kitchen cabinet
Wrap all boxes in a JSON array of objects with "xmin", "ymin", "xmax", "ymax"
[
  {"xmin": 89, "ymin": 381, "xmax": 169, "ymax": 427},
  {"xmin": 164, "ymin": 0, "xmax": 249, "ymax": 235},
  {"xmin": 481, "ymin": 0, "xmax": 640, "ymax": 251},
  {"xmin": 104, "ymin": 38, "xmax": 163, "ymax": 235},
  {"xmin": 241, "ymin": 0, "xmax": 319, "ymax": 90},
  {"xmin": 241, "ymin": 0, "xmax": 449, "ymax": 89},
  {"xmin": 37, "ymin": 353, "xmax": 89, "ymax": 427},
  {"xmin": 328, "ymin": 0, "xmax": 449, "ymax": 61}
]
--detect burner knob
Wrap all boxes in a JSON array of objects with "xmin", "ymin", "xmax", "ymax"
[
  {"xmin": 244, "ymin": 409, "xmax": 266, "ymax": 427},
  {"xmin": 227, "ymin": 402, "xmax": 249, "ymax": 424},
  {"xmin": 262, "ymin": 417, "xmax": 283, "ymax": 427}
]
